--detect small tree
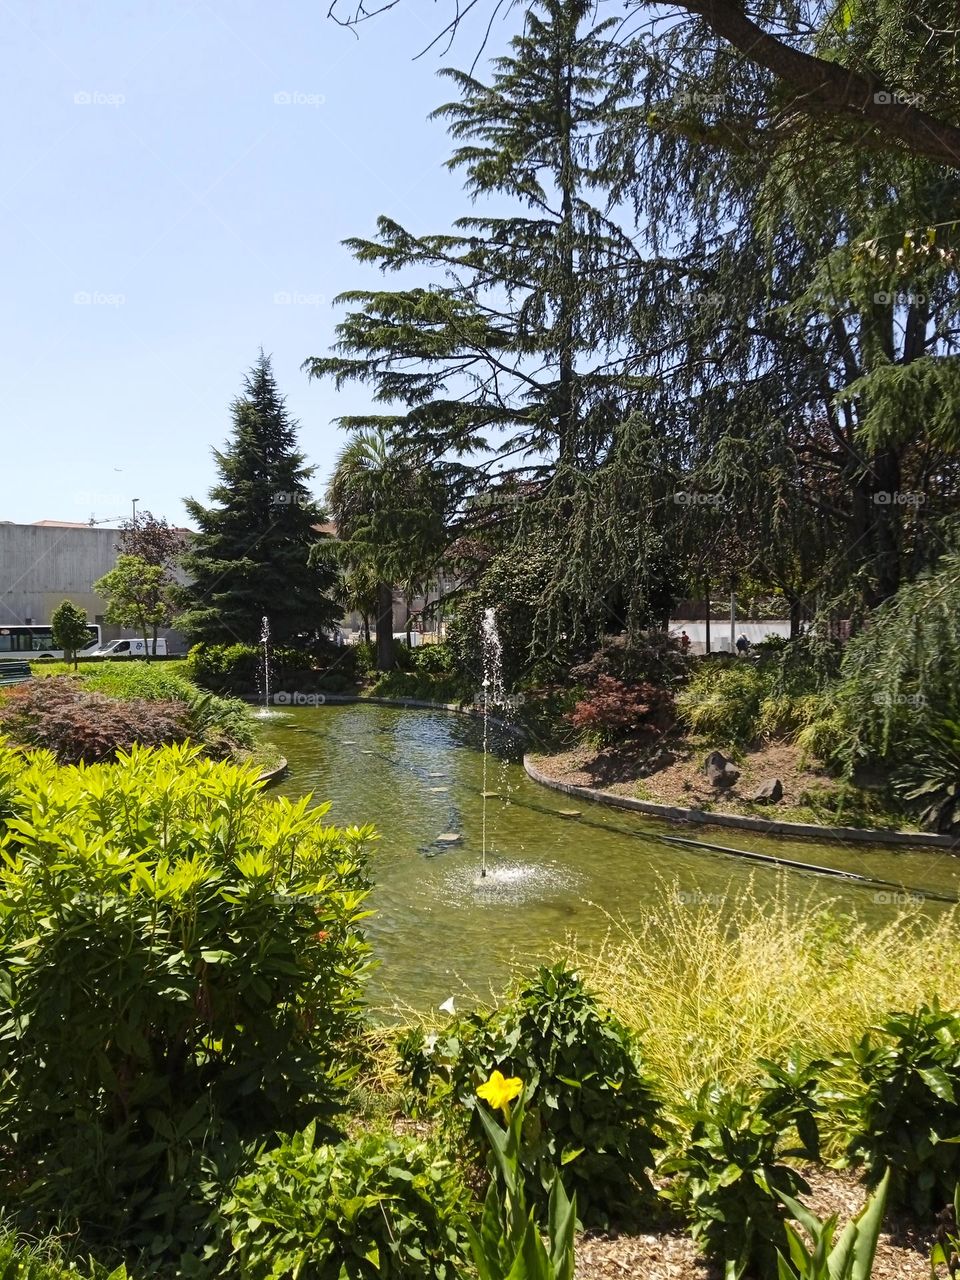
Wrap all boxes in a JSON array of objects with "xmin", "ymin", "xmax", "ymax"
[
  {"xmin": 50, "ymin": 600, "xmax": 92, "ymax": 670},
  {"xmin": 94, "ymin": 555, "xmax": 173, "ymax": 660}
]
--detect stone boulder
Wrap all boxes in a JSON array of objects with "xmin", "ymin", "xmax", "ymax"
[
  {"xmin": 749, "ymin": 777, "xmax": 784, "ymax": 804},
  {"xmin": 703, "ymin": 750, "xmax": 740, "ymax": 789}
]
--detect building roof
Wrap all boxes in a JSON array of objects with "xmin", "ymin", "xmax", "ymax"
[{"xmin": 31, "ymin": 519, "xmax": 119, "ymax": 529}]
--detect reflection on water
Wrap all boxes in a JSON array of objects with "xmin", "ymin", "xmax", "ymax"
[{"xmin": 265, "ymin": 704, "xmax": 960, "ymax": 1013}]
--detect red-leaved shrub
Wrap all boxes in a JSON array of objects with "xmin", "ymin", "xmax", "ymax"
[
  {"xmin": 0, "ymin": 677, "xmax": 192, "ymax": 764},
  {"xmin": 567, "ymin": 675, "xmax": 675, "ymax": 746}
]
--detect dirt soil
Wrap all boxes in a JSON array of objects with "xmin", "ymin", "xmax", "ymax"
[
  {"xmin": 534, "ymin": 736, "xmax": 856, "ymax": 821},
  {"xmin": 574, "ymin": 1165, "xmax": 940, "ymax": 1279}
]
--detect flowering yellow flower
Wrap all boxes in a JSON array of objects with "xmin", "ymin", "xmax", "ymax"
[{"xmin": 476, "ymin": 1069, "xmax": 523, "ymax": 1118}]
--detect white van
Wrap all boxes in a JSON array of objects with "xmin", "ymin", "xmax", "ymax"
[{"xmin": 92, "ymin": 638, "xmax": 168, "ymax": 658}]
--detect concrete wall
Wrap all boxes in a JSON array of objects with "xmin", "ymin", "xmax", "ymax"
[{"xmin": 0, "ymin": 522, "xmax": 188, "ymax": 652}]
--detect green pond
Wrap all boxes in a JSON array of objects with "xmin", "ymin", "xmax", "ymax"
[{"xmin": 264, "ymin": 703, "xmax": 960, "ymax": 1013}]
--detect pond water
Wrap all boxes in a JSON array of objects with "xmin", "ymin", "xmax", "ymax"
[{"xmin": 265, "ymin": 703, "xmax": 960, "ymax": 1013}]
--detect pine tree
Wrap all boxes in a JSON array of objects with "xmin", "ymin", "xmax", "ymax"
[{"xmin": 180, "ymin": 353, "xmax": 338, "ymax": 646}]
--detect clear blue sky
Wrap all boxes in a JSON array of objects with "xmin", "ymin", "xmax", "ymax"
[{"xmin": 1, "ymin": 0, "xmax": 512, "ymax": 526}]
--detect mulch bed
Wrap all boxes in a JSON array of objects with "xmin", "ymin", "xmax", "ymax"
[{"xmin": 575, "ymin": 1166, "xmax": 940, "ymax": 1279}]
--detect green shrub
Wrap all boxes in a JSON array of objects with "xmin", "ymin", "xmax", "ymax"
[
  {"xmin": 412, "ymin": 641, "xmax": 455, "ymax": 676},
  {"xmin": 676, "ymin": 659, "xmax": 769, "ymax": 744},
  {"xmin": 661, "ymin": 1058, "xmax": 823, "ymax": 1278},
  {"xmin": 0, "ymin": 742, "xmax": 375, "ymax": 1254},
  {"xmin": 223, "ymin": 1124, "xmax": 470, "ymax": 1280},
  {"xmin": 835, "ymin": 1002, "xmax": 960, "ymax": 1216},
  {"xmin": 187, "ymin": 642, "xmax": 357, "ymax": 696},
  {"xmin": 895, "ymin": 716, "xmax": 960, "ymax": 832},
  {"xmin": 398, "ymin": 964, "xmax": 663, "ymax": 1226},
  {"xmin": 367, "ymin": 670, "xmax": 466, "ymax": 703}
]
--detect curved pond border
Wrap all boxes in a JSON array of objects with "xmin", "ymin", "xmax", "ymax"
[
  {"xmin": 277, "ymin": 693, "xmax": 957, "ymax": 852},
  {"xmin": 256, "ymin": 756, "xmax": 288, "ymax": 787}
]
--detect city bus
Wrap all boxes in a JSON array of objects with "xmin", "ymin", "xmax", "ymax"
[{"xmin": 0, "ymin": 623, "xmax": 102, "ymax": 660}]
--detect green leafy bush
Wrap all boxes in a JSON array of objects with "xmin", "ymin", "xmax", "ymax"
[
  {"xmin": 661, "ymin": 1057, "xmax": 823, "ymax": 1277},
  {"xmin": 895, "ymin": 717, "xmax": 960, "ymax": 833},
  {"xmin": 0, "ymin": 742, "xmax": 375, "ymax": 1255},
  {"xmin": 223, "ymin": 1124, "xmax": 470, "ymax": 1280},
  {"xmin": 399, "ymin": 964, "xmax": 663, "ymax": 1226},
  {"xmin": 411, "ymin": 641, "xmax": 455, "ymax": 676},
  {"xmin": 367, "ymin": 670, "xmax": 467, "ymax": 703},
  {"xmin": 835, "ymin": 1002, "xmax": 960, "ymax": 1216},
  {"xmin": 187, "ymin": 641, "xmax": 357, "ymax": 696}
]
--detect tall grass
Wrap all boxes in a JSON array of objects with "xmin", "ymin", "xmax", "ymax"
[
  {"xmin": 560, "ymin": 880, "xmax": 960, "ymax": 1107},
  {"xmin": 0, "ymin": 1227, "xmax": 123, "ymax": 1280}
]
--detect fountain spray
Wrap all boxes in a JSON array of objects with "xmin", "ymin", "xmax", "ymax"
[
  {"xmin": 260, "ymin": 615, "xmax": 271, "ymax": 711},
  {"xmin": 480, "ymin": 608, "xmax": 503, "ymax": 880}
]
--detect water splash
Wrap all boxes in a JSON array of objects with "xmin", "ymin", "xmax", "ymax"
[{"xmin": 480, "ymin": 607, "xmax": 505, "ymax": 879}]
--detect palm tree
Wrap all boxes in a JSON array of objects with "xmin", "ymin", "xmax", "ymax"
[{"xmin": 326, "ymin": 430, "xmax": 449, "ymax": 671}]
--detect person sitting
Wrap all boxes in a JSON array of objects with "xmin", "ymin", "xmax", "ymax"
[
  {"xmin": 735, "ymin": 633, "xmax": 751, "ymax": 655},
  {"xmin": 679, "ymin": 630, "xmax": 691, "ymax": 653}
]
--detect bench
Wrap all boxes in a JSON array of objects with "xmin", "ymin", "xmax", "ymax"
[{"xmin": 0, "ymin": 660, "xmax": 33, "ymax": 687}]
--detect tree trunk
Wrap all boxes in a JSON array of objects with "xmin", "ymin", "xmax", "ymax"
[
  {"xmin": 375, "ymin": 581, "xmax": 395, "ymax": 671},
  {"xmin": 788, "ymin": 595, "xmax": 803, "ymax": 639},
  {"xmin": 362, "ymin": 613, "xmax": 371, "ymax": 645},
  {"xmin": 139, "ymin": 613, "xmax": 151, "ymax": 662},
  {"xmin": 704, "ymin": 576, "xmax": 711, "ymax": 655}
]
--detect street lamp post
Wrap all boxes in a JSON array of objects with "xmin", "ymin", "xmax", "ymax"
[{"xmin": 132, "ymin": 498, "xmax": 140, "ymax": 529}]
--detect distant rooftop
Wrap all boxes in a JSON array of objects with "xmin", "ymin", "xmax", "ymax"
[{"xmin": 31, "ymin": 519, "xmax": 120, "ymax": 529}]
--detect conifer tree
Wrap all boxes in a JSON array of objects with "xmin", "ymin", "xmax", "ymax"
[
  {"xmin": 180, "ymin": 353, "xmax": 338, "ymax": 646},
  {"xmin": 305, "ymin": 0, "xmax": 647, "ymax": 472}
]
